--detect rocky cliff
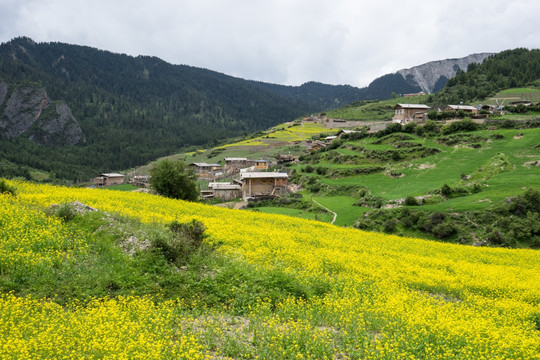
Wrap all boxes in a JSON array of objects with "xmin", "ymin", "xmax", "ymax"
[
  {"xmin": 0, "ymin": 82, "xmax": 83, "ymax": 145},
  {"xmin": 396, "ymin": 53, "xmax": 495, "ymax": 94}
]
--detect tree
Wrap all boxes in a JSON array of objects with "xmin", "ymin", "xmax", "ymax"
[{"xmin": 149, "ymin": 159, "xmax": 198, "ymax": 201}]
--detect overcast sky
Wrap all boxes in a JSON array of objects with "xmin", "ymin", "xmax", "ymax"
[{"xmin": 1, "ymin": 0, "xmax": 539, "ymax": 87}]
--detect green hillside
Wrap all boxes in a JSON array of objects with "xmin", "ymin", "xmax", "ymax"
[
  {"xmin": 1, "ymin": 181, "xmax": 539, "ymax": 358},
  {"xmin": 0, "ymin": 37, "xmax": 367, "ymax": 182}
]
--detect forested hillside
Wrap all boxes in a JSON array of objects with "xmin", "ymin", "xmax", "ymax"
[
  {"xmin": 430, "ymin": 48, "xmax": 540, "ymax": 106},
  {"xmin": 0, "ymin": 37, "xmax": 324, "ymax": 181}
]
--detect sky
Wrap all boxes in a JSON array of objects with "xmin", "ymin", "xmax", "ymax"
[{"xmin": 1, "ymin": 0, "xmax": 539, "ymax": 87}]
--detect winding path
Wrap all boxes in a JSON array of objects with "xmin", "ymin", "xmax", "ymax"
[{"xmin": 312, "ymin": 198, "xmax": 337, "ymax": 225}]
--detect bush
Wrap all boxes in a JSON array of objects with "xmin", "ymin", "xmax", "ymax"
[
  {"xmin": 441, "ymin": 183, "xmax": 452, "ymax": 197},
  {"xmin": 0, "ymin": 179, "xmax": 16, "ymax": 196},
  {"xmin": 487, "ymin": 229, "xmax": 505, "ymax": 245},
  {"xmin": 432, "ymin": 222, "xmax": 457, "ymax": 239},
  {"xmin": 52, "ymin": 203, "xmax": 77, "ymax": 222},
  {"xmin": 383, "ymin": 219, "xmax": 398, "ymax": 233},
  {"xmin": 149, "ymin": 159, "xmax": 198, "ymax": 201},
  {"xmin": 404, "ymin": 196, "xmax": 419, "ymax": 206},
  {"xmin": 152, "ymin": 220, "xmax": 206, "ymax": 263},
  {"xmin": 403, "ymin": 122, "xmax": 417, "ymax": 134}
]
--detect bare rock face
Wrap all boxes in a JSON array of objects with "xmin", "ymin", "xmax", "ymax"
[
  {"xmin": 397, "ymin": 53, "xmax": 495, "ymax": 94},
  {"xmin": 0, "ymin": 82, "xmax": 83, "ymax": 145}
]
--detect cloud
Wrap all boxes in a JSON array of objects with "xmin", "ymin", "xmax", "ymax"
[{"xmin": 1, "ymin": 0, "xmax": 539, "ymax": 87}]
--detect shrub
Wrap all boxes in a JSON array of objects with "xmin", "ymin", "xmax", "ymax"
[
  {"xmin": 383, "ymin": 219, "xmax": 398, "ymax": 233},
  {"xmin": 486, "ymin": 229, "xmax": 505, "ymax": 245},
  {"xmin": 441, "ymin": 183, "xmax": 452, "ymax": 197},
  {"xmin": 152, "ymin": 220, "xmax": 206, "ymax": 263},
  {"xmin": 404, "ymin": 196, "xmax": 419, "ymax": 206},
  {"xmin": 149, "ymin": 159, "xmax": 198, "ymax": 201},
  {"xmin": 52, "ymin": 203, "xmax": 77, "ymax": 222},
  {"xmin": 432, "ymin": 222, "xmax": 457, "ymax": 239},
  {"xmin": 423, "ymin": 120, "xmax": 440, "ymax": 133},
  {"xmin": 0, "ymin": 179, "xmax": 16, "ymax": 196},
  {"xmin": 403, "ymin": 122, "xmax": 417, "ymax": 134},
  {"xmin": 310, "ymin": 183, "xmax": 321, "ymax": 193},
  {"xmin": 430, "ymin": 211, "xmax": 447, "ymax": 226}
]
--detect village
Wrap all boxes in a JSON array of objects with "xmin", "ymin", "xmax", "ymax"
[{"xmin": 91, "ymin": 98, "xmax": 540, "ymax": 203}]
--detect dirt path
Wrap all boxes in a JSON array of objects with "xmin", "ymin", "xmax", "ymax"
[{"xmin": 312, "ymin": 199, "xmax": 337, "ymax": 225}]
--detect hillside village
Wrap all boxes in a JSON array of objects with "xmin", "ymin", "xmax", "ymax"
[
  {"xmin": 99, "ymin": 96, "xmax": 540, "ymax": 207},
  {"xmin": 2, "ymin": 37, "xmax": 540, "ymax": 359}
]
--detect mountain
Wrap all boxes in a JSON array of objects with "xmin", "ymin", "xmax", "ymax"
[
  {"xmin": 0, "ymin": 37, "xmax": 500, "ymax": 181},
  {"xmin": 0, "ymin": 81, "xmax": 83, "ymax": 145},
  {"xmin": 396, "ymin": 53, "xmax": 494, "ymax": 94},
  {"xmin": 249, "ymin": 80, "xmax": 366, "ymax": 111},
  {"xmin": 256, "ymin": 54, "xmax": 495, "ymax": 105},
  {"xmin": 0, "ymin": 37, "xmax": 324, "ymax": 180}
]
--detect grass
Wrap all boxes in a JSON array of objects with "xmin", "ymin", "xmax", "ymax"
[
  {"xmin": 326, "ymin": 95, "xmax": 430, "ymax": 121},
  {"xmin": 311, "ymin": 195, "xmax": 369, "ymax": 226},
  {"xmin": 3, "ymin": 181, "xmax": 540, "ymax": 358},
  {"xmin": 300, "ymin": 127, "xmax": 540, "ymax": 226}
]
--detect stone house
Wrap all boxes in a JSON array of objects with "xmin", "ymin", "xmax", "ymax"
[
  {"xmin": 240, "ymin": 172, "xmax": 288, "ymax": 199},
  {"xmin": 444, "ymin": 105, "xmax": 478, "ymax": 114},
  {"xmin": 224, "ymin": 157, "xmax": 255, "ymax": 174},
  {"xmin": 93, "ymin": 173, "xmax": 125, "ymax": 187},
  {"xmin": 202, "ymin": 182, "xmax": 242, "ymax": 201},
  {"xmin": 392, "ymin": 104, "xmax": 431, "ymax": 123},
  {"xmin": 254, "ymin": 159, "xmax": 269, "ymax": 170},
  {"xmin": 188, "ymin": 162, "xmax": 222, "ymax": 178}
]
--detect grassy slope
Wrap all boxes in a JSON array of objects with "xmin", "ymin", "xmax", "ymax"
[
  {"xmin": 2, "ymin": 181, "xmax": 540, "ymax": 358},
  {"xmin": 325, "ymin": 95, "xmax": 429, "ymax": 121},
  {"xmin": 301, "ymin": 128, "xmax": 539, "ymax": 224},
  {"xmin": 129, "ymin": 88, "xmax": 540, "ymax": 227}
]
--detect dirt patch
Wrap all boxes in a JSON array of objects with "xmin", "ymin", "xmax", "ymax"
[
  {"xmin": 418, "ymin": 163, "xmax": 436, "ymax": 170},
  {"xmin": 524, "ymin": 160, "xmax": 540, "ymax": 167}
]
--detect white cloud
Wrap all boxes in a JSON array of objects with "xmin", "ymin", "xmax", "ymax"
[{"xmin": 1, "ymin": 0, "xmax": 539, "ymax": 87}]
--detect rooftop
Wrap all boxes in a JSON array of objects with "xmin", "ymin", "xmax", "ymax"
[
  {"xmin": 241, "ymin": 172, "xmax": 288, "ymax": 179},
  {"xmin": 394, "ymin": 104, "xmax": 431, "ymax": 109},
  {"xmin": 446, "ymin": 105, "xmax": 477, "ymax": 111},
  {"xmin": 98, "ymin": 173, "xmax": 124, "ymax": 178},
  {"xmin": 209, "ymin": 182, "xmax": 241, "ymax": 190}
]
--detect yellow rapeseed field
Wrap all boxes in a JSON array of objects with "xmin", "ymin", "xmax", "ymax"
[{"xmin": 1, "ymin": 181, "xmax": 539, "ymax": 359}]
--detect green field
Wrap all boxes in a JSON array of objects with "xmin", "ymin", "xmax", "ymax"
[{"xmin": 294, "ymin": 127, "xmax": 540, "ymax": 226}]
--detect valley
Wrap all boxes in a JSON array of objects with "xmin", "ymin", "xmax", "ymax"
[{"xmin": 1, "ymin": 40, "xmax": 540, "ymax": 359}]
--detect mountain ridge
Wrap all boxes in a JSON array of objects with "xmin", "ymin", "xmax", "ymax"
[
  {"xmin": 0, "ymin": 37, "xmax": 499, "ymax": 180},
  {"xmin": 396, "ymin": 52, "xmax": 495, "ymax": 93}
]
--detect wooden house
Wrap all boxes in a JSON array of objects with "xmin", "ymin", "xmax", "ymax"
[
  {"xmin": 392, "ymin": 104, "xmax": 430, "ymax": 123},
  {"xmin": 93, "ymin": 173, "xmax": 125, "ymax": 187},
  {"xmin": 444, "ymin": 105, "xmax": 478, "ymax": 114},
  {"xmin": 307, "ymin": 140, "xmax": 326, "ymax": 152},
  {"xmin": 188, "ymin": 162, "xmax": 222, "ymax": 178},
  {"xmin": 275, "ymin": 154, "xmax": 299, "ymax": 164},
  {"xmin": 336, "ymin": 130, "xmax": 359, "ymax": 138},
  {"xmin": 254, "ymin": 159, "xmax": 269, "ymax": 170},
  {"xmin": 203, "ymin": 182, "xmax": 242, "ymax": 201},
  {"xmin": 224, "ymin": 157, "xmax": 254, "ymax": 174},
  {"xmin": 240, "ymin": 172, "xmax": 288, "ymax": 199}
]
